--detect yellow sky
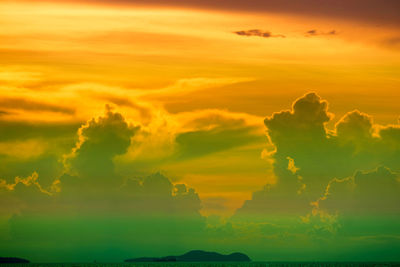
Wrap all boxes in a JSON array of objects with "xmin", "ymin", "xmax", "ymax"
[{"xmin": 1, "ymin": 1, "xmax": 399, "ymax": 215}]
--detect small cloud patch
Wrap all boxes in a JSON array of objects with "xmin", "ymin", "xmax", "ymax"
[
  {"xmin": 234, "ymin": 29, "xmax": 285, "ymax": 38},
  {"xmin": 305, "ymin": 29, "xmax": 337, "ymax": 37}
]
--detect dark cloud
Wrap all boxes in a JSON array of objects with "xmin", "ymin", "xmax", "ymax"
[
  {"xmin": 0, "ymin": 97, "xmax": 75, "ymax": 114},
  {"xmin": 234, "ymin": 29, "xmax": 285, "ymax": 38},
  {"xmin": 305, "ymin": 29, "xmax": 337, "ymax": 37}
]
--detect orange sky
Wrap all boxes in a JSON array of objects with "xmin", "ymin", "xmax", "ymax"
[{"xmin": 1, "ymin": 0, "xmax": 399, "ymax": 216}]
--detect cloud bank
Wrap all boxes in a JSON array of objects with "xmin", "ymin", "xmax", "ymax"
[{"xmin": 0, "ymin": 92, "xmax": 399, "ymax": 261}]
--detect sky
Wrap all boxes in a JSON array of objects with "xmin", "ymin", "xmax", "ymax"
[{"xmin": 0, "ymin": 0, "xmax": 400, "ymax": 263}]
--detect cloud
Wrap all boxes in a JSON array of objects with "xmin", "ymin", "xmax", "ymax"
[
  {"xmin": 0, "ymin": 97, "xmax": 75, "ymax": 115},
  {"xmin": 1, "ymin": 90, "xmax": 400, "ymax": 261},
  {"xmin": 69, "ymin": 83, "xmax": 153, "ymax": 121},
  {"xmin": 233, "ymin": 92, "xmax": 400, "ymax": 255},
  {"xmin": 63, "ymin": 105, "xmax": 138, "ymax": 184},
  {"xmin": 259, "ymin": 92, "xmax": 398, "ymax": 198},
  {"xmin": 299, "ymin": 166, "xmax": 400, "ymax": 240},
  {"xmin": 305, "ymin": 29, "xmax": 337, "ymax": 37},
  {"xmin": 0, "ymin": 139, "xmax": 48, "ymax": 160},
  {"xmin": 0, "ymin": 120, "xmax": 80, "ymax": 142},
  {"xmin": 118, "ymin": 108, "xmax": 266, "ymax": 177},
  {"xmin": 264, "ymin": 92, "xmax": 332, "ymax": 151},
  {"xmin": 0, "ymin": 107, "xmax": 207, "ymax": 262},
  {"xmin": 0, "ymin": 172, "xmax": 52, "ymax": 195},
  {"xmin": 0, "ymin": 69, "xmax": 42, "ymax": 85},
  {"xmin": 93, "ymin": 93, "xmax": 152, "ymax": 120},
  {"xmin": 317, "ymin": 166, "xmax": 400, "ymax": 215},
  {"xmin": 234, "ymin": 29, "xmax": 285, "ymax": 38},
  {"xmin": 0, "ymin": 119, "xmax": 80, "ymax": 190},
  {"xmin": 4, "ymin": 171, "xmax": 206, "ymax": 262},
  {"xmin": 174, "ymin": 117, "xmax": 264, "ymax": 160},
  {"xmin": 145, "ymin": 77, "xmax": 254, "ymax": 97},
  {"xmin": 117, "ymin": 172, "xmax": 203, "ymax": 215},
  {"xmin": 335, "ymin": 110, "xmax": 375, "ymax": 149}
]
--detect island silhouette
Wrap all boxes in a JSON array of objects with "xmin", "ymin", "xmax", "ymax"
[
  {"xmin": 125, "ymin": 250, "xmax": 251, "ymax": 262},
  {"xmin": 0, "ymin": 257, "xmax": 30, "ymax": 263}
]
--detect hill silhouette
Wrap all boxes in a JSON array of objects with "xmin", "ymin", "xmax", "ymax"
[
  {"xmin": 0, "ymin": 257, "xmax": 30, "ymax": 263},
  {"xmin": 125, "ymin": 250, "xmax": 251, "ymax": 262}
]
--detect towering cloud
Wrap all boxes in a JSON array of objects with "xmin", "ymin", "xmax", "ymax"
[
  {"xmin": 226, "ymin": 93, "xmax": 400, "ymax": 260},
  {"xmin": 0, "ymin": 107, "xmax": 207, "ymax": 262},
  {"xmin": 63, "ymin": 105, "xmax": 138, "ymax": 186}
]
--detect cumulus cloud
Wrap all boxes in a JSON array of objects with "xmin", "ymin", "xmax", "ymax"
[
  {"xmin": 317, "ymin": 166, "xmax": 400, "ymax": 215},
  {"xmin": 234, "ymin": 29, "xmax": 285, "ymax": 38},
  {"xmin": 264, "ymin": 92, "xmax": 331, "ymax": 150},
  {"xmin": 234, "ymin": 92, "xmax": 400, "ymax": 256},
  {"xmin": 63, "ymin": 105, "xmax": 138, "ymax": 184},
  {"xmin": 0, "ymin": 120, "xmax": 79, "ymax": 189},
  {"xmin": 0, "ymin": 107, "xmax": 206, "ymax": 262},
  {"xmin": 298, "ymin": 166, "xmax": 400, "ymax": 241}
]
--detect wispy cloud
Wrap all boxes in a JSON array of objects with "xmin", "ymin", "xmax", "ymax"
[
  {"xmin": 234, "ymin": 29, "xmax": 285, "ymax": 38},
  {"xmin": 305, "ymin": 29, "xmax": 337, "ymax": 37},
  {"xmin": 0, "ymin": 97, "xmax": 75, "ymax": 115}
]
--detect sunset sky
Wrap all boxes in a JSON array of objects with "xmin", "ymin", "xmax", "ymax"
[{"xmin": 0, "ymin": 0, "xmax": 400, "ymax": 263}]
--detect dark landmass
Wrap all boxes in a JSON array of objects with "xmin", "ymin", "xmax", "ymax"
[
  {"xmin": 125, "ymin": 250, "xmax": 251, "ymax": 262},
  {"xmin": 0, "ymin": 257, "xmax": 30, "ymax": 264}
]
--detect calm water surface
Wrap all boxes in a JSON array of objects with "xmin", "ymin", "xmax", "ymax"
[{"xmin": 1, "ymin": 263, "xmax": 398, "ymax": 267}]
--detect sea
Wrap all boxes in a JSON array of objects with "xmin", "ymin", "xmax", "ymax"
[{"xmin": 0, "ymin": 263, "xmax": 398, "ymax": 267}]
